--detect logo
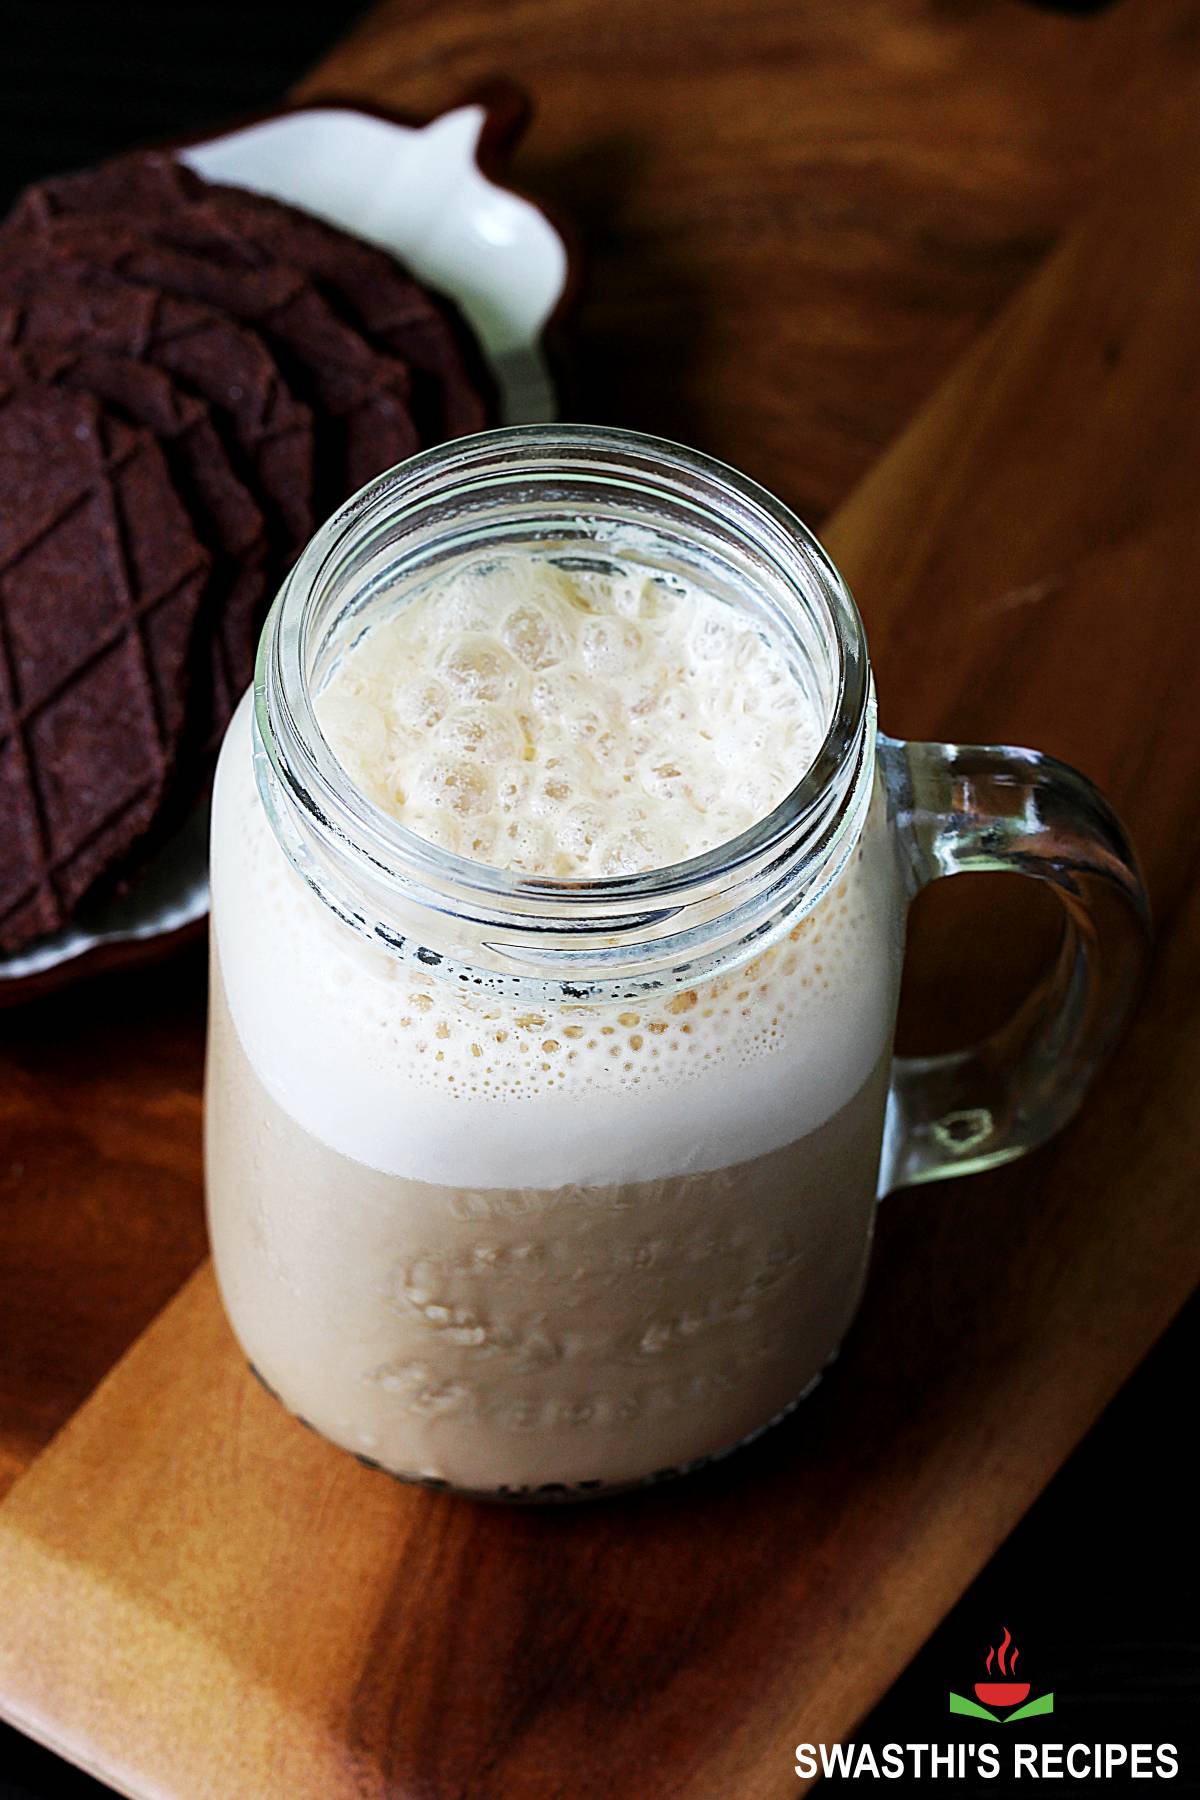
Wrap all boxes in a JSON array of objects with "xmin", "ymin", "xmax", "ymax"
[
  {"xmin": 949, "ymin": 1628, "xmax": 1054, "ymax": 1724},
  {"xmin": 795, "ymin": 1625, "xmax": 1180, "ymax": 1783}
]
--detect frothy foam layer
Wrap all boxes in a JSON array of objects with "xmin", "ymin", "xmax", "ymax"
[
  {"xmin": 211, "ymin": 696, "xmax": 901, "ymax": 1187},
  {"xmin": 315, "ymin": 554, "xmax": 822, "ymax": 876}
]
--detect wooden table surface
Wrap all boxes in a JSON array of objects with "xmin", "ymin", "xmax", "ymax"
[{"xmin": 2, "ymin": 2, "xmax": 1199, "ymax": 1795}]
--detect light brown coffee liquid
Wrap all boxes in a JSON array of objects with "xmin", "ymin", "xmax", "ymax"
[{"xmin": 207, "ymin": 949, "xmax": 890, "ymax": 1493}]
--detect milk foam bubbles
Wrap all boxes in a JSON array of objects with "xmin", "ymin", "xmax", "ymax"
[
  {"xmin": 212, "ymin": 693, "xmax": 901, "ymax": 1190},
  {"xmin": 315, "ymin": 554, "xmax": 823, "ymax": 877}
]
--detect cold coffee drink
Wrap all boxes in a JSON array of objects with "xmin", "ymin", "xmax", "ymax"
[{"xmin": 206, "ymin": 550, "xmax": 904, "ymax": 1493}]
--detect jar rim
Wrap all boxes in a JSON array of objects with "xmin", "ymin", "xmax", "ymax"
[
  {"xmin": 254, "ymin": 424, "xmax": 874, "ymax": 992},
  {"xmin": 260, "ymin": 424, "xmax": 863, "ymax": 874}
]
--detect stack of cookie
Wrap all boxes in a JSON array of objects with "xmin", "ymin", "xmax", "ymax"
[{"xmin": 0, "ymin": 150, "xmax": 496, "ymax": 955}]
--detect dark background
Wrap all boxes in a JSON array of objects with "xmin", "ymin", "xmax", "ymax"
[{"xmin": 0, "ymin": 2, "xmax": 1195, "ymax": 1793}]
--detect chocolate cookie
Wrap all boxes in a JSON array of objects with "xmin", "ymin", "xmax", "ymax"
[
  {"xmin": 0, "ymin": 146, "xmax": 505, "ymax": 958},
  {"xmin": 200, "ymin": 183, "xmax": 497, "ymax": 443},
  {"xmin": 0, "ymin": 385, "xmax": 210, "ymax": 951},
  {"xmin": 0, "ymin": 342, "xmax": 267, "ymax": 743},
  {"xmin": 0, "ymin": 256, "xmax": 315, "ymax": 558},
  {"xmin": 8, "ymin": 150, "xmax": 496, "ymax": 444},
  {"xmin": 6, "ymin": 151, "xmax": 206, "ymax": 232},
  {"xmin": 19, "ymin": 217, "xmax": 422, "ymax": 511}
]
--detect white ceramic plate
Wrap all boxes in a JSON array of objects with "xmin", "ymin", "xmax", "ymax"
[{"xmin": 2, "ymin": 102, "xmax": 568, "ymax": 992}]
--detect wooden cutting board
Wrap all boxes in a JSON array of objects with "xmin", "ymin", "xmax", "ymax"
[{"xmin": 3, "ymin": 29, "xmax": 1200, "ymax": 1800}]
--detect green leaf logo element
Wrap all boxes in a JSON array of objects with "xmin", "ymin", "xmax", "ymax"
[
  {"xmin": 948, "ymin": 1693, "xmax": 999, "ymax": 1722},
  {"xmin": 1003, "ymin": 1692, "xmax": 1055, "ymax": 1723}
]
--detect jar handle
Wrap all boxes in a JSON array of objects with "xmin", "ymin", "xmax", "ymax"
[{"xmin": 877, "ymin": 734, "xmax": 1151, "ymax": 1195}]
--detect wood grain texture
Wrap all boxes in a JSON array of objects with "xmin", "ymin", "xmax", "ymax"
[
  {"xmin": 0, "ymin": 953, "xmax": 208, "ymax": 1497},
  {"xmin": 0, "ymin": 0, "xmax": 1194, "ymax": 1508},
  {"xmin": 2, "ymin": 23, "xmax": 1200, "ymax": 1800},
  {"xmin": 300, "ymin": 0, "xmax": 1200, "ymax": 523}
]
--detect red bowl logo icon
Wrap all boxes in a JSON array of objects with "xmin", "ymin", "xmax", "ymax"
[
  {"xmin": 975, "ymin": 1628, "xmax": 1026, "ymax": 1707},
  {"xmin": 974, "ymin": 1681, "xmax": 1030, "ymax": 1707}
]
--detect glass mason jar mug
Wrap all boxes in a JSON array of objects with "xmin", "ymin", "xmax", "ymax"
[{"xmin": 205, "ymin": 426, "xmax": 1149, "ymax": 1499}]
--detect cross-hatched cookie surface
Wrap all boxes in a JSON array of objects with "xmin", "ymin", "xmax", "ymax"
[
  {"xmin": 16, "ymin": 217, "xmax": 421, "ymax": 512},
  {"xmin": 0, "ymin": 340, "xmax": 267, "ymax": 747},
  {"xmin": 0, "ymin": 385, "xmax": 210, "ymax": 951},
  {"xmin": 0, "ymin": 254, "xmax": 315, "ymax": 556},
  {"xmin": 7, "ymin": 150, "xmax": 496, "ymax": 444}
]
